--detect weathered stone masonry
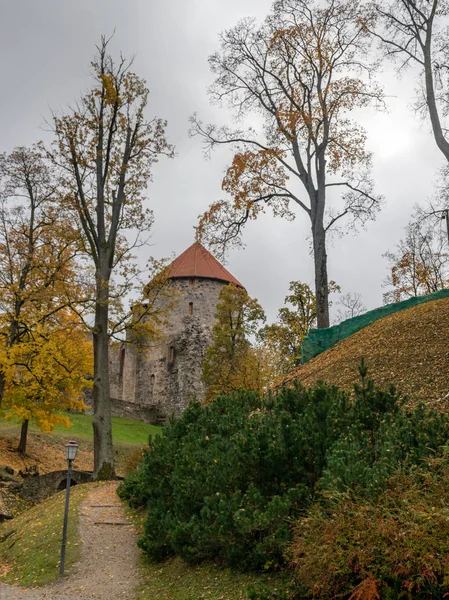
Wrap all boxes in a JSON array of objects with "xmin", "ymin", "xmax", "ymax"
[{"xmin": 109, "ymin": 243, "xmax": 244, "ymax": 424}]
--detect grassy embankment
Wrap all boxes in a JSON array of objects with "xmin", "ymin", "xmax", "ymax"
[
  {"xmin": 0, "ymin": 482, "xmax": 107, "ymax": 586},
  {"xmin": 0, "ymin": 412, "xmax": 160, "ymax": 477},
  {"xmin": 285, "ymin": 296, "xmax": 449, "ymax": 407}
]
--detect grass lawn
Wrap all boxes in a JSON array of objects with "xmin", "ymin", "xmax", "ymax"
[
  {"xmin": 0, "ymin": 486, "xmax": 287, "ymax": 599},
  {"xmin": 0, "ymin": 411, "xmax": 161, "ymax": 445},
  {"xmin": 135, "ymin": 557, "xmax": 288, "ymax": 600},
  {"xmin": 0, "ymin": 482, "xmax": 107, "ymax": 586},
  {"xmin": 0, "ymin": 412, "xmax": 161, "ymax": 478},
  {"xmin": 125, "ymin": 505, "xmax": 289, "ymax": 600}
]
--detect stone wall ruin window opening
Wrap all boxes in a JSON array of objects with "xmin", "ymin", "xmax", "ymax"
[
  {"xmin": 150, "ymin": 374, "xmax": 155, "ymax": 395},
  {"xmin": 189, "ymin": 302, "xmax": 193, "ymax": 316},
  {"xmin": 119, "ymin": 344, "xmax": 126, "ymax": 378},
  {"xmin": 169, "ymin": 345, "xmax": 175, "ymax": 364}
]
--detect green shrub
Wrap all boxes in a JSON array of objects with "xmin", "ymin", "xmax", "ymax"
[
  {"xmin": 118, "ymin": 372, "xmax": 449, "ymax": 573},
  {"xmin": 119, "ymin": 385, "xmax": 352, "ymax": 570},
  {"xmin": 323, "ymin": 382, "xmax": 449, "ymax": 498},
  {"xmin": 289, "ymin": 459, "xmax": 449, "ymax": 599}
]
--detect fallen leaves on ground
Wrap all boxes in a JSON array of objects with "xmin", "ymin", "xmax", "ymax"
[
  {"xmin": 284, "ymin": 297, "xmax": 449, "ymax": 408},
  {"xmin": 0, "ymin": 429, "xmax": 138, "ymax": 481}
]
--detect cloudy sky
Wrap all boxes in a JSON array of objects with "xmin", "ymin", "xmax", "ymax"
[{"xmin": 0, "ymin": 0, "xmax": 445, "ymax": 323}]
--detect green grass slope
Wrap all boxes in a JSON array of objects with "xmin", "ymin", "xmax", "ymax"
[
  {"xmin": 0, "ymin": 483, "xmax": 104, "ymax": 586},
  {"xmin": 0, "ymin": 413, "xmax": 161, "ymax": 478},
  {"xmin": 0, "ymin": 412, "xmax": 161, "ymax": 445}
]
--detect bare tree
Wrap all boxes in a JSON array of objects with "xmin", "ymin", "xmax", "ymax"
[
  {"xmin": 335, "ymin": 292, "xmax": 367, "ymax": 322},
  {"xmin": 48, "ymin": 37, "xmax": 174, "ymax": 479},
  {"xmin": 191, "ymin": 0, "xmax": 384, "ymax": 328},
  {"xmin": 413, "ymin": 166, "xmax": 449, "ymax": 247},
  {"xmin": 372, "ymin": 0, "xmax": 449, "ymax": 163},
  {"xmin": 383, "ymin": 219, "xmax": 449, "ymax": 302}
]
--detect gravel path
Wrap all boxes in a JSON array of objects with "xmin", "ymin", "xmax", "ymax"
[{"xmin": 0, "ymin": 483, "xmax": 141, "ymax": 600}]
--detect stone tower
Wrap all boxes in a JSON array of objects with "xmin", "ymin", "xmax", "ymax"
[{"xmin": 109, "ymin": 242, "xmax": 243, "ymax": 424}]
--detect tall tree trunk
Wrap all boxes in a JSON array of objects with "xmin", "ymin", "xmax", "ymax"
[
  {"xmin": 423, "ymin": 9, "xmax": 449, "ymax": 164},
  {"xmin": 17, "ymin": 420, "xmax": 29, "ymax": 455},
  {"xmin": 312, "ymin": 222, "xmax": 330, "ymax": 329},
  {"xmin": 92, "ymin": 268, "xmax": 115, "ymax": 480},
  {"xmin": 311, "ymin": 172, "xmax": 330, "ymax": 329}
]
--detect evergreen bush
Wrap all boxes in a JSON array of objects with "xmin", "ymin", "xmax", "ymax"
[{"xmin": 118, "ymin": 371, "xmax": 449, "ymax": 573}]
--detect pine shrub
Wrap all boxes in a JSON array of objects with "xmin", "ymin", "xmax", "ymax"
[{"xmin": 118, "ymin": 373, "xmax": 449, "ymax": 573}]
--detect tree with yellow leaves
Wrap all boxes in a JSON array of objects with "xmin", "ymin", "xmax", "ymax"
[
  {"xmin": 191, "ymin": 0, "xmax": 384, "ymax": 329},
  {"xmin": 0, "ymin": 146, "xmax": 91, "ymax": 452},
  {"xmin": 258, "ymin": 281, "xmax": 318, "ymax": 376},
  {"xmin": 258, "ymin": 280, "xmax": 341, "ymax": 377},
  {"xmin": 1, "ymin": 312, "xmax": 92, "ymax": 454},
  {"xmin": 202, "ymin": 284, "xmax": 268, "ymax": 402},
  {"xmin": 48, "ymin": 37, "xmax": 174, "ymax": 479}
]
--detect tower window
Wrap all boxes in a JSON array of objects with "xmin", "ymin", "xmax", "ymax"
[
  {"xmin": 169, "ymin": 345, "xmax": 175, "ymax": 363},
  {"xmin": 189, "ymin": 302, "xmax": 193, "ymax": 316},
  {"xmin": 150, "ymin": 374, "xmax": 155, "ymax": 393},
  {"xmin": 119, "ymin": 345, "xmax": 125, "ymax": 378}
]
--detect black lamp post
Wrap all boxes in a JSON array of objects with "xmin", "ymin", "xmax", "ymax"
[{"xmin": 59, "ymin": 440, "xmax": 78, "ymax": 576}]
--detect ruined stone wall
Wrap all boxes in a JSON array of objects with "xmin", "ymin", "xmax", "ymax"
[
  {"xmin": 109, "ymin": 343, "xmax": 124, "ymax": 402},
  {"xmin": 112, "ymin": 277, "xmax": 226, "ymax": 424}
]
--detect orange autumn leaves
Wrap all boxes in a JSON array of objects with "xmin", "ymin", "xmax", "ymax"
[{"xmin": 197, "ymin": 148, "xmax": 294, "ymax": 249}]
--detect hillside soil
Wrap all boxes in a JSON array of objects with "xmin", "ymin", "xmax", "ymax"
[
  {"xmin": 0, "ymin": 483, "xmax": 140, "ymax": 599},
  {"xmin": 284, "ymin": 297, "xmax": 449, "ymax": 407}
]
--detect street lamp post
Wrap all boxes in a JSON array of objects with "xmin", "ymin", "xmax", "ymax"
[{"xmin": 59, "ymin": 440, "xmax": 78, "ymax": 576}]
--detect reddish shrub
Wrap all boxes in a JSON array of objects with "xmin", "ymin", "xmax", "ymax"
[{"xmin": 288, "ymin": 461, "xmax": 449, "ymax": 599}]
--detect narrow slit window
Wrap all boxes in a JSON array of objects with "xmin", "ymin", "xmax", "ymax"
[
  {"xmin": 150, "ymin": 374, "xmax": 155, "ymax": 393},
  {"xmin": 119, "ymin": 346, "xmax": 125, "ymax": 377},
  {"xmin": 188, "ymin": 302, "xmax": 193, "ymax": 316},
  {"xmin": 169, "ymin": 345, "xmax": 174, "ymax": 363}
]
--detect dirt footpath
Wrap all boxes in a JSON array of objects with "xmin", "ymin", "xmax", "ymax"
[{"xmin": 0, "ymin": 483, "xmax": 141, "ymax": 600}]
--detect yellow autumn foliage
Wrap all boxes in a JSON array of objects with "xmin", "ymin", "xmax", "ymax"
[
  {"xmin": 1, "ymin": 312, "xmax": 92, "ymax": 433},
  {"xmin": 202, "ymin": 284, "xmax": 274, "ymax": 403}
]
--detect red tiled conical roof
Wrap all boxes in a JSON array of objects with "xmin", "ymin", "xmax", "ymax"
[{"xmin": 168, "ymin": 242, "xmax": 243, "ymax": 287}]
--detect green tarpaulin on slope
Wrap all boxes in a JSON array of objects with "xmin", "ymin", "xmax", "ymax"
[{"xmin": 301, "ymin": 288, "xmax": 449, "ymax": 364}]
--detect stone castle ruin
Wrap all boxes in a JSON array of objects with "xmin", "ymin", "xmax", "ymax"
[{"xmin": 109, "ymin": 242, "xmax": 244, "ymax": 424}]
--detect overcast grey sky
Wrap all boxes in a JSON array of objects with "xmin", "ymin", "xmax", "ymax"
[{"xmin": 0, "ymin": 0, "xmax": 445, "ymax": 322}]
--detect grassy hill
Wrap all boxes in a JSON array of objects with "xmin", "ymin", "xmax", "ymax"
[
  {"xmin": 0, "ymin": 412, "xmax": 161, "ymax": 480},
  {"xmin": 0, "ymin": 483, "xmax": 101, "ymax": 586},
  {"xmin": 284, "ymin": 296, "xmax": 449, "ymax": 406}
]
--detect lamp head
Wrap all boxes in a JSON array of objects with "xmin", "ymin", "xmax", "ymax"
[{"xmin": 65, "ymin": 440, "xmax": 79, "ymax": 461}]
